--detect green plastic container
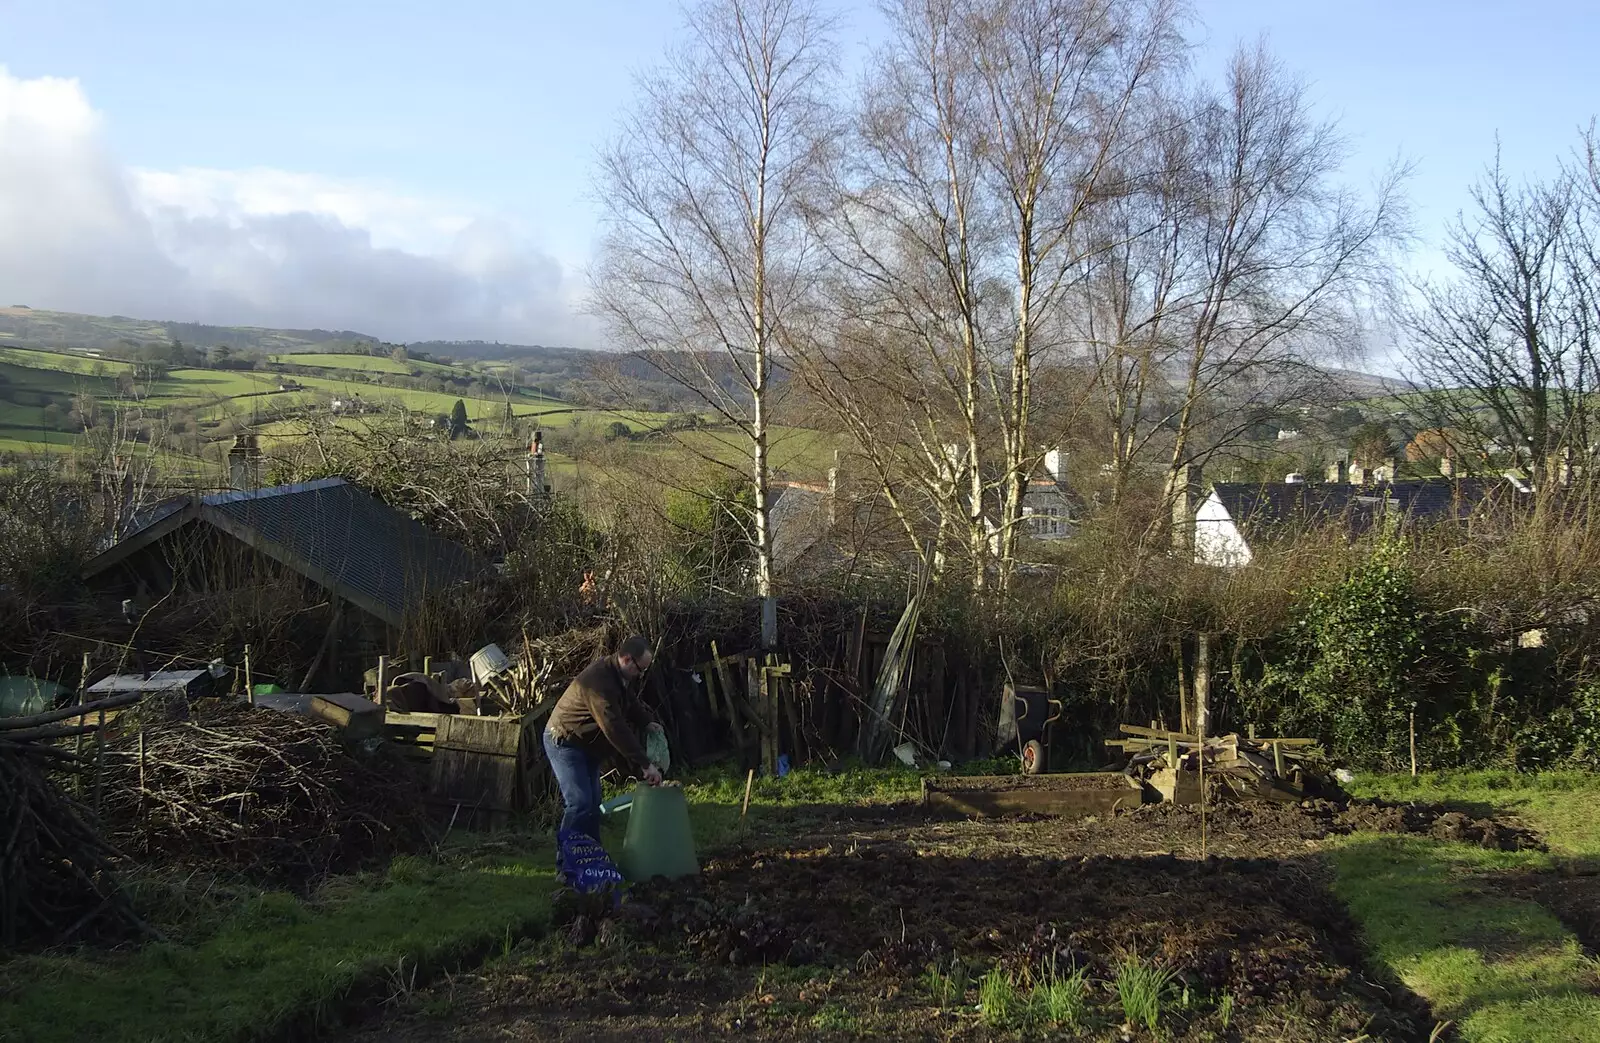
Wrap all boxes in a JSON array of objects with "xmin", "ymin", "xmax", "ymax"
[
  {"xmin": 618, "ymin": 783, "xmax": 699, "ymax": 882},
  {"xmin": 0, "ymin": 676, "xmax": 69, "ymax": 719}
]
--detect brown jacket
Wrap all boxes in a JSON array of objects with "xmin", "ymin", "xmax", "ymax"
[{"xmin": 545, "ymin": 655, "xmax": 654, "ymax": 772}]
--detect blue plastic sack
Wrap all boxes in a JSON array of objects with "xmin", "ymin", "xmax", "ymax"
[{"xmin": 556, "ymin": 828, "xmax": 625, "ymax": 895}]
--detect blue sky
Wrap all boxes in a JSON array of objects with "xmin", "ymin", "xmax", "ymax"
[{"xmin": 1, "ymin": 0, "xmax": 1597, "ymax": 344}]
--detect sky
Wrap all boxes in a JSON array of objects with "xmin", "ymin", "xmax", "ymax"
[{"xmin": 1, "ymin": 0, "xmax": 1598, "ymax": 349}]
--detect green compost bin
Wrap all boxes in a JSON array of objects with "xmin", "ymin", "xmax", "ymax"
[
  {"xmin": 618, "ymin": 782, "xmax": 699, "ymax": 882},
  {"xmin": 0, "ymin": 676, "xmax": 70, "ymax": 719}
]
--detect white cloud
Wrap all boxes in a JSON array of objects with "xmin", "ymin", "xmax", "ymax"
[{"xmin": 0, "ymin": 67, "xmax": 593, "ymax": 346}]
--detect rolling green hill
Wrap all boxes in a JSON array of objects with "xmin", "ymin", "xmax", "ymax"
[{"xmin": 0, "ymin": 306, "xmax": 381, "ymax": 355}]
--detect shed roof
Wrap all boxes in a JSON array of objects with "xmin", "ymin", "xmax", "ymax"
[{"xmin": 83, "ymin": 478, "xmax": 482, "ymax": 626}]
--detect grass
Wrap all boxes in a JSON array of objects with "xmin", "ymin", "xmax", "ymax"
[
  {"xmin": 1114, "ymin": 956, "xmax": 1175, "ymax": 1030},
  {"xmin": 0, "ymin": 840, "xmax": 557, "ymax": 1043},
  {"xmin": 1331, "ymin": 771, "xmax": 1600, "ymax": 1043},
  {"xmin": 979, "ymin": 966, "xmax": 1018, "ymax": 1027},
  {"xmin": 808, "ymin": 1002, "xmax": 860, "ymax": 1032},
  {"xmin": 1028, "ymin": 960, "xmax": 1090, "ymax": 1028},
  {"xmin": 1348, "ymin": 769, "xmax": 1600, "ymax": 856},
  {"xmin": 679, "ymin": 760, "xmax": 926, "ymax": 808}
]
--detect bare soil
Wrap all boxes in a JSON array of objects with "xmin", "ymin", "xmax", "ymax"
[
  {"xmin": 334, "ymin": 796, "xmax": 1538, "ymax": 1043},
  {"xmin": 924, "ymin": 772, "xmax": 1138, "ymax": 792}
]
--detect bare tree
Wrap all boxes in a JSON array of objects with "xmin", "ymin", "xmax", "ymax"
[
  {"xmin": 1406, "ymin": 151, "xmax": 1596, "ymax": 481},
  {"xmin": 798, "ymin": 0, "xmax": 1181, "ymax": 587},
  {"xmin": 1075, "ymin": 43, "xmax": 1404, "ymax": 525},
  {"xmin": 591, "ymin": 0, "xmax": 837, "ymax": 648},
  {"xmin": 973, "ymin": 0, "xmax": 1183, "ymax": 581}
]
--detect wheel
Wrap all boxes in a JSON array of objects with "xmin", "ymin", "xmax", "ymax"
[{"xmin": 1021, "ymin": 739, "xmax": 1046, "ymax": 775}]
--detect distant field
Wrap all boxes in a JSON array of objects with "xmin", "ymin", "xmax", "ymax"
[
  {"xmin": 0, "ymin": 346, "xmax": 131, "ymax": 377},
  {"xmin": 0, "ymin": 427, "xmax": 78, "ymax": 454},
  {"xmin": 269, "ymin": 353, "xmax": 456, "ymax": 377},
  {"xmin": 145, "ymin": 369, "xmax": 278, "ymax": 406}
]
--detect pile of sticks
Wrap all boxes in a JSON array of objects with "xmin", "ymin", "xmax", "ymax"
[
  {"xmin": 97, "ymin": 702, "xmax": 435, "ymax": 886},
  {"xmin": 0, "ymin": 693, "xmax": 150, "ymax": 950},
  {"xmin": 1108, "ymin": 724, "xmax": 1329, "ymax": 802}
]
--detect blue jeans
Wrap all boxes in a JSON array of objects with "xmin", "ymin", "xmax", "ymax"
[{"xmin": 543, "ymin": 729, "xmax": 603, "ymax": 841}]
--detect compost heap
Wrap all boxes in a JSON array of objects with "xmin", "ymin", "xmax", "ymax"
[
  {"xmin": 98, "ymin": 703, "xmax": 435, "ymax": 886},
  {"xmin": 0, "ymin": 695, "xmax": 147, "ymax": 950}
]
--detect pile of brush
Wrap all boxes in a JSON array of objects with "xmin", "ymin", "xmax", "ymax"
[
  {"xmin": 97, "ymin": 702, "xmax": 435, "ymax": 887},
  {"xmin": 0, "ymin": 693, "xmax": 150, "ymax": 950}
]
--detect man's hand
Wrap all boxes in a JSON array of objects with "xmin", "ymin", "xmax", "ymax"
[{"xmin": 642, "ymin": 764, "xmax": 664, "ymax": 786}]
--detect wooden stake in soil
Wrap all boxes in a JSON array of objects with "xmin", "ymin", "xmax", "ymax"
[
  {"xmin": 92, "ymin": 706, "xmax": 106, "ymax": 814},
  {"xmin": 1410, "ymin": 709, "xmax": 1418, "ymax": 777},
  {"xmin": 375, "ymin": 655, "xmax": 390, "ymax": 706},
  {"xmin": 740, "ymin": 767, "xmax": 755, "ymax": 838},
  {"xmin": 137, "ymin": 728, "xmax": 147, "ymax": 820},
  {"xmin": 74, "ymin": 652, "xmax": 90, "ymax": 797},
  {"xmin": 244, "ymin": 644, "xmax": 254, "ymax": 706}
]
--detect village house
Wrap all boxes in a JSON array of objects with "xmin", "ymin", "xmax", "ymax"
[{"xmin": 1192, "ymin": 471, "xmax": 1520, "ymax": 568}]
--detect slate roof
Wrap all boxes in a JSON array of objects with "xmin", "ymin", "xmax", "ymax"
[
  {"xmin": 769, "ymin": 483, "xmax": 832, "ymax": 573},
  {"xmin": 84, "ymin": 478, "xmax": 483, "ymax": 626},
  {"xmin": 1210, "ymin": 477, "xmax": 1515, "ymax": 540}
]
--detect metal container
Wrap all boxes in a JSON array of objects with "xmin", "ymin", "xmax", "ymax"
[{"xmin": 469, "ymin": 643, "xmax": 511, "ymax": 685}]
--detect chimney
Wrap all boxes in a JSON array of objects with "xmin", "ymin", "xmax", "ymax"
[
  {"xmin": 1170, "ymin": 463, "xmax": 1203, "ymax": 553},
  {"xmin": 1043, "ymin": 448, "xmax": 1066, "ymax": 484},
  {"xmin": 1325, "ymin": 451, "xmax": 1350, "ymax": 485},
  {"xmin": 227, "ymin": 433, "xmax": 261, "ymax": 491}
]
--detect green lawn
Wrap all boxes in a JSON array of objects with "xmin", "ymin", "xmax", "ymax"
[
  {"xmin": 0, "ymin": 842, "xmax": 557, "ymax": 1043},
  {"xmin": 1333, "ymin": 772, "xmax": 1600, "ymax": 1042}
]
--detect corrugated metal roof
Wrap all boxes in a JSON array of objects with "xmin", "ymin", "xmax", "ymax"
[{"xmin": 87, "ymin": 478, "xmax": 483, "ymax": 626}]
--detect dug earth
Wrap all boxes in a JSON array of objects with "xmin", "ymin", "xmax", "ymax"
[{"xmin": 339, "ymin": 798, "xmax": 1541, "ymax": 1042}]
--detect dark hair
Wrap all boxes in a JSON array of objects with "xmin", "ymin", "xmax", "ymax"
[{"xmin": 618, "ymin": 634, "xmax": 652, "ymax": 662}]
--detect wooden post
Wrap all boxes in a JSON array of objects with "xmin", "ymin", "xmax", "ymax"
[
  {"xmin": 1167, "ymin": 735, "xmax": 1178, "ymax": 770},
  {"xmin": 1198, "ymin": 701, "xmax": 1208, "ymax": 860},
  {"xmin": 75, "ymin": 652, "xmax": 90, "ymax": 797},
  {"xmin": 1176, "ymin": 638, "xmax": 1192, "ymax": 737},
  {"xmin": 137, "ymin": 728, "xmax": 147, "ymax": 820},
  {"xmin": 93, "ymin": 706, "xmax": 107, "ymax": 814},
  {"xmin": 1273, "ymin": 740, "xmax": 1285, "ymax": 778},
  {"xmin": 759, "ymin": 657, "xmax": 776, "ymax": 776},
  {"xmin": 375, "ymin": 655, "xmax": 391, "ymax": 707},
  {"xmin": 1194, "ymin": 633, "xmax": 1212, "ymax": 741},
  {"xmin": 244, "ymin": 644, "xmax": 254, "ymax": 706},
  {"xmin": 1409, "ymin": 709, "xmax": 1418, "ymax": 777},
  {"xmin": 747, "ymin": 656, "xmax": 768, "ymax": 774},
  {"xmin": 703, "ymin": 662, "xmax": 721, "ymax": 720},
  {"xmin": 741, "ymin": 767, "xmax": 755, "ymax": 818},
  {"xmin": 711, "ymin": 642, "xmax": 745, "ymax": 754}
]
